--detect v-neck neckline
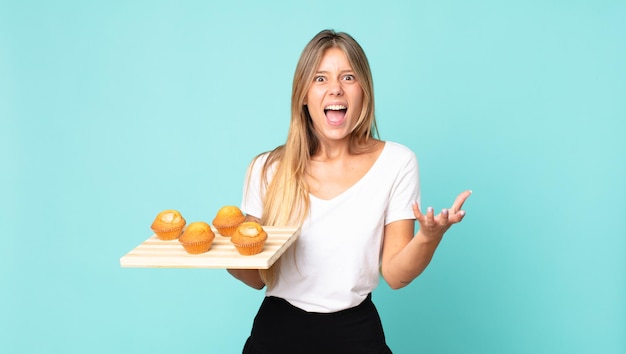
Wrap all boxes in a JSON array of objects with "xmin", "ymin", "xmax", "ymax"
[{"xmin": 309, "ymin": 141, "xmax": 388, "ymax": 202}]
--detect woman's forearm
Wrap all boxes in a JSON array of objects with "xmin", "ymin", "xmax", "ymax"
[
  {"xmin": 382, "ymin": 230, "xmax": 443, "ymax": 290},
  {"xmin": 227, "ymin": 268, "xmax": 266, "ymax": 290}
]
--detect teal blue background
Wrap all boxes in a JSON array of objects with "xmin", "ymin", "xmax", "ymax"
[{"xmin": 1, "ymin": 0, "xmax": 624, "ymax": 353}]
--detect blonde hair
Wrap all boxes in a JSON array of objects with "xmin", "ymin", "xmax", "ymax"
[{"xmin": 254, "ymin": 29, "xmax": 379, "ymax": 286}]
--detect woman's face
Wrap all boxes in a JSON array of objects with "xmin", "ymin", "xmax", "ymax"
[{"xmin": 304, "ymin": 47, "xmax": 364, "ymax": 144}]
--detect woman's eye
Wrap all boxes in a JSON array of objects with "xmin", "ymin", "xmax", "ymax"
[
  {"xmin": 314, "ymin": 76, "xmax": 326, "ymax": 82},
  {"xmin": 343, "ymin": 74, "xmax": 355, "ymax": 81}
]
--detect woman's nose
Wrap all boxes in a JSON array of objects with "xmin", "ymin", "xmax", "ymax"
[{"xmin": 329, "ymin": 79, "xmax": 343, "ymax": 95}]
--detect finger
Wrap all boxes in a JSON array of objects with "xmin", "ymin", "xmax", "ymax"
[
  {"xmin": 450, "ymin": 190, "xmax": 472, "ymax": 213},
  {"xmin": 412, "ymin": 201, "xmax": 424, "ymax": 220},
  {"xmin": 439, "ymin": 208, "xmax": 449, "ymax": 225},
  {"xmin": 449, "ymin": 209, "xmax": 467, "ymax": 223},
  {"xmin": 425, "ymin": 206, "xmax": 435, "ymax": 225}
]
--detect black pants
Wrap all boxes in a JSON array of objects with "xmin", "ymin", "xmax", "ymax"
[{"xmin": 243, "ymin": 293, "xmax": 393, "ymax": 354}]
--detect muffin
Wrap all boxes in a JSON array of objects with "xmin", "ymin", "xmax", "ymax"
[
  {"xmin": 212, "ymin": 205, "xmax": 246, "ymax": 236},
  {"xmin": 151, "ymin": 209, "xmax": 186, "ymax": 240},
  {"xmin": 179, "ymin": 221, "xmax": 215, "ymax": 254},
  {"xmin": 231, "ymin": 221, "xmax": 268, "ymax": 256}
]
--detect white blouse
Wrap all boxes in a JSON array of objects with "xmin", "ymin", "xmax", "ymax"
[{"xmin": 241, "ymin": 141, "xmax": 420, "ymax": 312}]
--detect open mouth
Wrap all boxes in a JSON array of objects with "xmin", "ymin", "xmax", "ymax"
[{"xmin": 324, "ymin": 104, "xmax": 347, "ymax": 125}]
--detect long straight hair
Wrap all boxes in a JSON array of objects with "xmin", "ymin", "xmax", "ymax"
[{"xmin": 253, "ymin": 29, "xmax": 379, "ymax": 286}]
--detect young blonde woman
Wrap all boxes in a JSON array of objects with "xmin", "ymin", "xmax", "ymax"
[{"xmin": 228, "ymin": 29, "xmax": 471, "ymax": 354}]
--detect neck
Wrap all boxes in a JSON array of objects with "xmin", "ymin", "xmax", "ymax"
[{"xmin": 312, "ymin": 139, "xmax": 352, "ymax": 161}]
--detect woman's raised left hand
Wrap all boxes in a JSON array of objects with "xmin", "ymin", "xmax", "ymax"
[{"xmin": 412, "ymin": 190, "xmax": 472, "ymax": 241}]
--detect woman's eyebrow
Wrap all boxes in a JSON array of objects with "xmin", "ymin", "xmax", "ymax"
[{"xmin": 315, "ymin": 69, "xmax": 354, "ymax": 74}]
